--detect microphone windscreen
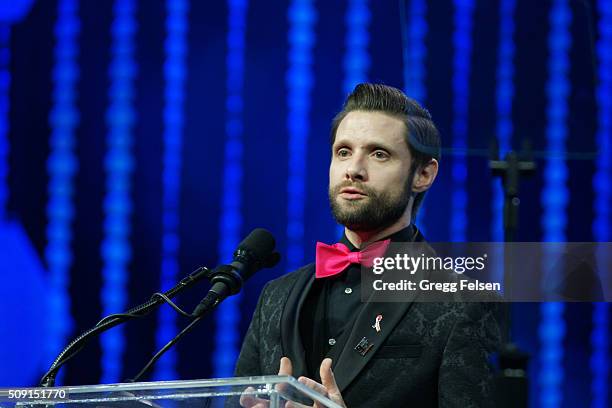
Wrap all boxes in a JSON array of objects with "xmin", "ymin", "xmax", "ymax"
[
  {"xmin": 264, "ymin": 252, "xmax": 281, "ymax": 268},
  {"xmin": 238, "ymin": 228, "xmax": 276, "ymax": 261}
]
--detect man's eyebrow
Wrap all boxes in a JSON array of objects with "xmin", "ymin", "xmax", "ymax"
[
  {"xmin": 332, "ymin": 137, "xmax": 351, "ymax": 147},
  {"xmin": 333, "ymin": 138, "xmax": 394, "ymax": 151},
  {"xmin": 363, "ymin": 142, "xmax": 394, "ymax": 152}
]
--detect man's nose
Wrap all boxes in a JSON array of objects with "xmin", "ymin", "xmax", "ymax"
[{"xmin": 346, "ymin": 157, "xmax": 367, "ymax": 181}]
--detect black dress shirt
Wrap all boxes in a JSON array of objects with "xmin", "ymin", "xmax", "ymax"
[{"xmin": 299, "ymin": 224, "xmax": 419, "ymax": 381}]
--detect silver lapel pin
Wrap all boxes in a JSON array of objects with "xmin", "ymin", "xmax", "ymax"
[{"xmin": 354, "ymin": 337, "xmax": 374, "ymax": 356}]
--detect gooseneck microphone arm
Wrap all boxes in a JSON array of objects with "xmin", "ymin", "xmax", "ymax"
[
  {"xmin": 39, "ymin": 266, "xmax": 211, "ymax": 387},
  {"xmin": 129, "ymin": 229, "xmax": 281, "ymax": 382}
]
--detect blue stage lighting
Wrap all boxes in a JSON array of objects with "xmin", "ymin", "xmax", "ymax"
[
  {"xmin": 286, "ymin": 0, "xmax": 316, "ymax": 272},
  {"xmin": 343, "ymin": 0, "xmax": 370, "ymax": 95},
  {"xmin": 45, "ymin": 0, "xmax": 79, "ymax": 382},
  {"xmin": 213, "ymin": 0, "xmax": 249, "ymax": 378},
  {"xmin": 100, "ymin": 0, "xmax": 137, "ymax": 383},
  {"xmin": 590, "ymin": 1, "xmax": 612, "ymax": 407},
  {"xmin": 402, "ymin": 0, "xmax": 426, "ymax": 105},
  {"xmin": 0, "ymin": 28, "xmax": 7, "ymax": 221},
  {"xmin": 153, "ymin": 0, "xmax": 189, "ymax": 381},
  {"xmin": 491, "ymin": 0, "xmax": 515, "ymax": 242},
  {"xmin": 450, "ymin": 0, "xmax": 474, "ymax": 242},
  {"xmin": 539, "ymin": 0, "xmax": 571, "ymax": 405},
  {"xmin": 401, "ymin": 0, "xmax": 428, "ymax": 233}
]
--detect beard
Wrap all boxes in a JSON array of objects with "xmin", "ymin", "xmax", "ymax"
[{"xmin": 329, "ymin": 181, "xmax": 411, "ymax": 232}]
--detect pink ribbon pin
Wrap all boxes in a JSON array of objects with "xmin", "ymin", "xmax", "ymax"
[{"xmin": 372, "ymin": 314, "xmax": 383, "ymax": 333}]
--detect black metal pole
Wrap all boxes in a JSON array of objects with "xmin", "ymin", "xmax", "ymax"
[{"xmin": 490, "ymin": 150, "xmax": 535, "ymax": 408}]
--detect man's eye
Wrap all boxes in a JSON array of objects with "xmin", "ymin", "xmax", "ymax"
[
  {"xmin": 373, "ymin": 151, "xmax": 389, "ymax": 159},
  {"xmin": 337, "ymin": 149, "xmax": 350, "ymax": 158}
]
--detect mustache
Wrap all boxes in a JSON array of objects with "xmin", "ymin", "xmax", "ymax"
[{"xmin": 331, "ymin": 181, "xmax": 374, "ymax": 195}]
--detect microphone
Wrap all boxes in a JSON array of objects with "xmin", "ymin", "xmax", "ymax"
[
  {"xmin": 40, "ymin": 266, "xmax": 211, "ymax": 387},
  {"xmin": 128, "ymin": 229, "xmax": 281, "ymax": 382},
  {"xmin": 192, "ymin": 228, "xmax": 280, "ymax": 317}
]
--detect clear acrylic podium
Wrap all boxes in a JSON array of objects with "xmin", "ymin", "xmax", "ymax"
[{"xmin": 0, "ymin": 376, "xmax": 342, "ymax": 408}]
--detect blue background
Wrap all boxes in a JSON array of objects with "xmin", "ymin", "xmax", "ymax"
[{"xmin": 0, "ymin": 0, "xmax": 609, "ymax": 407}]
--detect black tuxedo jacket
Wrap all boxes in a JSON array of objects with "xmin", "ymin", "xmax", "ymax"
[{"xmin": 233, "ymin": 261, "xmax": 502, "ymax": 407}]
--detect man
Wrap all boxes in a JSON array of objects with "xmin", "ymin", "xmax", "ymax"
[{"xmin": 234, "ymin": 83, "xmax": 501, "ymax": 407}]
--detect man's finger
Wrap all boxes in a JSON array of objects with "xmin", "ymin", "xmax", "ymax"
[
  {"xmin": 239, "ymin": 386, "xmax": 270, "ymax": 408},
  {"xmin": 297, "ymin": 376, "xmax": 328, "ymax": 397},
  {"xmin": 275, "ymin": 357, "xmax": 294, "ymax": 394},
  {"xmin": 285, "ymin": 401, "xmax": 311, "ymax": 408},
  {"xmin": 319, "ymin": 359, "xmax": 337, "ymax": 391},
  {"xmin": 319, "ymin": 358, "xmax": 345, "ymax": 406},
  {"xmin": 278, "ymin": 356, "xmax": 293, "ymax": 376}
]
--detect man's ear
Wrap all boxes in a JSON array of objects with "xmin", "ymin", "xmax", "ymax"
[{"xmin": 412, "ymin": 159, "xmax": 439, "ymax": 193}]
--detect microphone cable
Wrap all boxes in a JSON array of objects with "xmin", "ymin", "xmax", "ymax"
[
  {"xmin": 40, "ymin": 266, "xmax": 210, "ymax": 387},
  {"xmin": 128, "ymin": 315, "xmax": 204, "ymax": 383}
]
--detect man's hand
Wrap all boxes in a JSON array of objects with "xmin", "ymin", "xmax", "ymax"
[
  {"xmin": 287, "ymin": 358, "xmax": 346, "ymax": 408},
  {"xmin": 239, "ymin": 357, "xmax": 346, "ymax": 408},
  {"xmin": 239, "ymin": 357, "xmax": 293, "ymax": 407}
]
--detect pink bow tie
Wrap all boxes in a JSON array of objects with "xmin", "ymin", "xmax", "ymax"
[{"xmin": 315, "ymin": 239, "xmax": 391, "ymax": 279}]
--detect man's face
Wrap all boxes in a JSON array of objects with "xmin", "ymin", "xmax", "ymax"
[{"xmin": 329, "ymin": 110, "xmax": 413, "ymax": 232}]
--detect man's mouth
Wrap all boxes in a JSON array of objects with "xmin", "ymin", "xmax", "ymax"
[{"xmin": 339, "ymin": 187, "xmax": 367, "ymax": 200}]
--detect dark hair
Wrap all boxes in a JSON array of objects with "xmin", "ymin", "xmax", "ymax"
[{"xmin": 330, "ymin": 83, "xmax": 441, "ymax": 221}]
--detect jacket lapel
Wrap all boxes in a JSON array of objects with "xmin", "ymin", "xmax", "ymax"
[
  {"xmin": 332, "ymin": 292, "xmax": 417, "ymax": 391},
  {"xmin": 333, "ymin": 237, "xmax": 434, "ymax": 392},
  {"xmin": 280, "ymin": 263, "xmax": 315, "ymax": 378}
]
